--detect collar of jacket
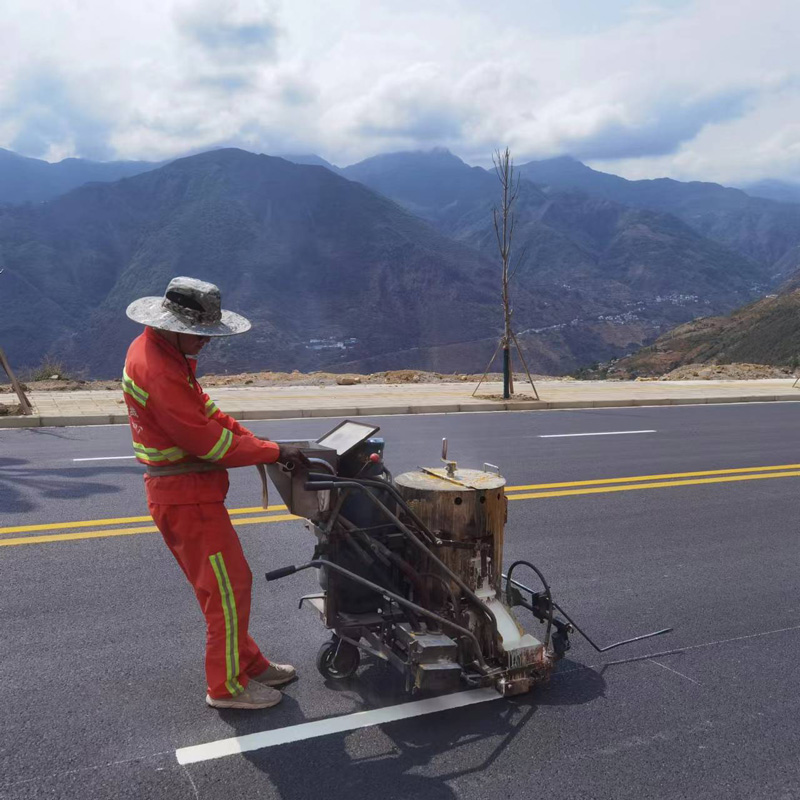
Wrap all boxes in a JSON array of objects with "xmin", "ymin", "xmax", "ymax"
[{"xmin": 145, "ymin": 327, "xmax": 198, "ymax": 377}]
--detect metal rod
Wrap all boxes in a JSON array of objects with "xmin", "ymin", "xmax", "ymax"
[
  {"xmin": 309, "ymin": 473, "xmax": 441, "ymax": 546},
  {"xmin": 506, "ymin": 560, "xmax": 552, "ymax": 649},
  {"xmin": 339, "ymin": 514, "xmax": 432, "ymax": 611},
  {"xmin": 472, "ymin": 339, "xmax": 503, "ymax": 397},
  {"xmin": 281, "ymin": 559, "xmax": 490, "ymax": 671},
  {"xmin": 503, "ymin": 345, "xmax": 511, "ymax": 400},
  {"xmin": 503, "ymin": 574, "xmax": 673, "ymax": 653},
  {"xmin": 0, "ymin": 346, "xmax": 33, "ymax": 415},
  {"xmin": 510, "ymin": 329, "xmax": 539, "ymax": 401},
  {"xmin": 307, "ymin": 478, "xmax": 501, "ymax": 638}
]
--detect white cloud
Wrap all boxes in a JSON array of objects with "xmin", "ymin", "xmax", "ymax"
[{"xmin": 1, "ymin": 0, "xmax": 800, "ymax": 183}]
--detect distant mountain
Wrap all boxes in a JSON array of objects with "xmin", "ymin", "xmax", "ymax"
[
  {"xmin": 279, "ymin": 154, "xmax": 342, "ymax": 174},
  {"xmin": 741, "ymin": 179, "xmax": 800, "ymax": 205},
  {"xmin": 0, "ymin": 149, "xmax": 544, "ymax": 377},
  {"xmin": 0, "ymin": 148, "xmax": 160, "ymax": 205},
  {"xmin": 340, "ymin": 148, "xmax": 765, "ymax": 367},
  {"xmin": 517, "ymin": 156, "xmax": 800, "ymax": 277},
  {"xmin": 341, "ymin": 148, "xmax": 496, "ymax": 220}
]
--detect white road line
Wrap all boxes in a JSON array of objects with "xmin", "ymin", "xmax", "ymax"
[
  {"xmin": 175, "ymin": 687, "xmax": 500, "ymax": 765},
  {"xmin": 72, "ymin": 455, "xmax": 137, "ymax": 462},
  {"xmin": 539, "ymin": 429, "xmax": 656, "ymax": 438},
  {"xmin": 648, "ymin": 659, "xmax": 702, "ymax": 686}
]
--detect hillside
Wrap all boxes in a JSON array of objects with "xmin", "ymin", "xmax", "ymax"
[{"xmin": 610, "ymin": 290, "xmax": 800, "ymax": 376}]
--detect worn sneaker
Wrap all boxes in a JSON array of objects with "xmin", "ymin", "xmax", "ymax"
[
  {"xmin": 206, "ymin": 681, "xmax": 282, "ymax": 710},
  {"xmin": 252, "ymin": 662, "xmax": 297, "ymax": 687}
]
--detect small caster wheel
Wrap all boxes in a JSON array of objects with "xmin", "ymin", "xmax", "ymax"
[{"xmin": 316, "ymin": 638, "xmax": 360, "ymax": 680}]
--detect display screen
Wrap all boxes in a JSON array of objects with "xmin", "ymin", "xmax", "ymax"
[{"xmin": 316, "ymin": 420, "xmax": 380, "ymax": 456}]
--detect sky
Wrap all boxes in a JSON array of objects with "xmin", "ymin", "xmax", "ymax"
[{"xmin": 2, "ymin": 0, "xmax": 799, "ymax": 185}]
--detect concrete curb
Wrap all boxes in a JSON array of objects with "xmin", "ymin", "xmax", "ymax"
[{"xmin": 2, "ymin": 393, "xmax": 799, "ymax": 429}]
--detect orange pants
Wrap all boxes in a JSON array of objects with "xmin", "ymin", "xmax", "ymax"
[{"xmin": 149, "ymin": 501, "xmax": 270, "ymax": 698}]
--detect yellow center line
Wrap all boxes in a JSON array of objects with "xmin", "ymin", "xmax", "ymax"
[
  {"xmin": 6, "ymin": 463, "xmax": 800, "ymax": 536},
  {"xmin": 505, "ymin": 463, "xmax": 800, "ymax": 492},
  {"xmin": 5, "ymin": 462, "xmax": 800, "ymax": 548},
  {"xmin": 0, "ymin": 514, "xmax": 299, "ymax": 547},
  {"xmin": 508, "ymin": 470, "xmax": 800, "ymax": 500},
  {"xmin": 0, "ymin": 504, "xmax": 289, "ymax": 535}
]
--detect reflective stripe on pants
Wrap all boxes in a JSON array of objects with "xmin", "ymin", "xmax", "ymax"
[{"xmin": 149, "ymin": 500, "xmax": 270, "ymax": 699}]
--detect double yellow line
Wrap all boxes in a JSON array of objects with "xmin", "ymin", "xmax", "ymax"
[{"xmin": 4, "ymin": 463, "xmax": 800, "ymax": 548}]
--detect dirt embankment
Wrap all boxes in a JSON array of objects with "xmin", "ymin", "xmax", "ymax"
[
  {"xmin": 656, "ymin": 363, "xmax": 795, "ymax": 380},
  {"xmin": 0, "ymin": 369, "xmax": 565, "ymax": 395}
]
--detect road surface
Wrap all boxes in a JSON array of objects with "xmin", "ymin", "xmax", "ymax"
[{"xmin": 2, "ymin": 402, "xmax": 799, "ymax": 799}]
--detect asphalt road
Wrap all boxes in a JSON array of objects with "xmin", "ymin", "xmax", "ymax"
[{"xmin": 2, "ymin": 402, "xmax": 800, "ymax": 799}]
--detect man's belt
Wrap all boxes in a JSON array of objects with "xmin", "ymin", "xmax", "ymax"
[
  {"xmin": 145, "ymin": 462, "xmax": 224, "ymax": 477},
  {"xmin": 145, "ymin": 461, "xmax": 270, "ymax": 509}
]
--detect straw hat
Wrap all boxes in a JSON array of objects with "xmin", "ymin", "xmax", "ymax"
[{"xmin": 126, "ymin": 277, "xmax": 251, "ymax": 336}]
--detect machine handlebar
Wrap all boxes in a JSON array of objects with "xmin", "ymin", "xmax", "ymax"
[{"xmin": 265, "ymin": 565, "xmax": 298, "ymax": 582}]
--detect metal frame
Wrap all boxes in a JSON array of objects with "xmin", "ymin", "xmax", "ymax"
[{"xmin": 268, "ymin": 467, "xmax": 674, "ymax": 694}]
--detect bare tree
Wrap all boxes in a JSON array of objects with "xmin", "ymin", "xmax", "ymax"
[{"xmin": 473, "ymin": 147, "xmax": 538, "ymax": 400}]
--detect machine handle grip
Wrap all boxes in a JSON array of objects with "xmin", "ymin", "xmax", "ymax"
[
  {"xmin": 304, "ymin": 481, "xmax": 336, "ymax": 491},
  {"xmin": 265, "ymin": 565, "xmax": 298, "ymax": 582}
]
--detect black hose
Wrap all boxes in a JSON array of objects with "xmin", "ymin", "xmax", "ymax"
[
  {"xmin": 503, "ymin": 573, "xmax": 674, "ymax": 653},
  {"xmin": 506, "ymin": 560, "xmax": 553, "ymax": 649}
]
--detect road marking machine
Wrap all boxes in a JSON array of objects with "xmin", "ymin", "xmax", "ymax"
[{"xmin": 266, "ymin": 420, "xmax": 671, "ymax": 696}]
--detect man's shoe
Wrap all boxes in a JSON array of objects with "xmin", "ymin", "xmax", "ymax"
[
  {"xmin": 252, "ymin": 662, "xmax": 297, "ymax": 687},
  {"xmin": 206, "ymin": 681, "xmax": 282, "ymax": 710}
]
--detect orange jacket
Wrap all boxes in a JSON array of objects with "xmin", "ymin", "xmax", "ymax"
[{"xmin": 122, "ymin": 328, "xmax": 280, "ymax": 503}]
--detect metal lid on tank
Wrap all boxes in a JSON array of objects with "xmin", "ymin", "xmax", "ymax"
[{"xmin": 395, "ymin": 468, "xmax": 506, "ymax": 492}]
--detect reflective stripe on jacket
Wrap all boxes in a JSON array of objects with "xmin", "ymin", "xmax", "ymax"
[{"xmin": 122, "ymin": 328, "xmax": 280, "ymax": 502}]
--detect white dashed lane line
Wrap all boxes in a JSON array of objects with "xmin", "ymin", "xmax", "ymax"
[
  {"xmin": 72, "ymin": 455, "xmax": 137, "ymax": 462},
  {"xmin": 539, "ymin": 430, "xmax": 656, "ymax": 438},
  {"xmin": 76, "ymin": 429, "xmax": 658, "ymax": 460}
]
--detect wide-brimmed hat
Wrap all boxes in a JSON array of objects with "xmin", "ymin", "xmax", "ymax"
[{"xmin": 126, "ymin": 277, "xmax": 251, "ymax": 336}]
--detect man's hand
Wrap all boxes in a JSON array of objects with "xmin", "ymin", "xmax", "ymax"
[{"xmin": 277, "ymin": 444, "xmax": 311, "ymax": 468}]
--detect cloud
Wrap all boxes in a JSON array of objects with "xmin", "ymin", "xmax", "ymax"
[
  {"xmin": 350, "ymin": 64, "xmax": 465, "ymax": 142},
  {"xmin": 1, "ymin": 0, "xmax": 799, "ymax": 183},
  {"xmin": 174, "ymin": 0, "xmax": 280, "ymax": 63},
  {"xmin": 566, "ymin": 89, "xmax": 754, "ymax": 160},
  {"xmin": 3, "ymin": 67, "xmax": 115, "ymax": 160}
]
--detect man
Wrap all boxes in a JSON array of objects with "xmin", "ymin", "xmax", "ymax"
[{"xmin": 123, "ymin": 277, "xmax": 306, "ymax": 710}]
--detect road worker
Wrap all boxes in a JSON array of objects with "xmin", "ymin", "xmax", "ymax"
[{"xmin": 123, "ymin": 277, "xmax": 306, "ymax": 710}]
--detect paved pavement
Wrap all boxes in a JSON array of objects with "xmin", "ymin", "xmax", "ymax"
[
  {"xmin": 2, "ymin": 403, "xmax": 800, "ymax": 798},
  {"xmin": 3, "ymin": 378, "xmax": 800, "ymax": 428}
]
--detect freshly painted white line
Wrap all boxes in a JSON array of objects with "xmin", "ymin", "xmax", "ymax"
[
  {"xmin": 176, "ymin": 687, "xmax": 500, "ymax": 765},
  {"xmin": 72, "ymin": 455, "xmax": 137, "ymax": 462},
  {"xmin": 539, "ymin": 429, "xmax": 656, "ymax": 438}
]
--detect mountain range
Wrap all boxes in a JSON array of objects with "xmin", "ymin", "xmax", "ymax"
[
  {"xmin": 0, "ymin": 148, "xmax": 160, "ymax": 205},
  {"xmin": 3, "ymin": 146, "xmax": 800, "ymax": 378}
]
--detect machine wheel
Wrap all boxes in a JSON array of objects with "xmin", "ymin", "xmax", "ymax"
[{"xmin": 316, "ymin": 638, "xmax": 361, "ymax": 680}]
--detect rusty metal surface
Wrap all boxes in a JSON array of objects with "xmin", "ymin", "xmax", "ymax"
[
  {"xmin": 266, "ymin": 441, "xmax": 338, "ymax": 520},
  {"xmin": 395, "ymin": 467, "xmax": 506, "ymax": 492}
]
